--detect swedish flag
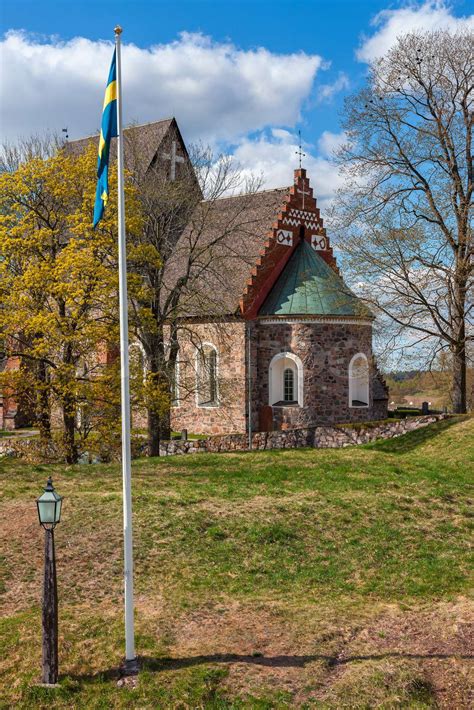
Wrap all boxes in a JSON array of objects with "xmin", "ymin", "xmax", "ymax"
[{"xmin": 93, "ymin": 50, "xmax": 118, "ymax": 227}]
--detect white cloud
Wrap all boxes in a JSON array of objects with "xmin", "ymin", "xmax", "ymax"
[
  {"xmin": 231, "ymin": 130, "xmax": 346, "ymax": 209},
  {"xmin": 317, "ymin": 130, "xmax": 348, "ymax": 158},
  {"xmin": 0, "ymin": 30, "xmax": 322, "ymax": 144},
  {"xmin": 357, "ymin": 1, "xmax": 474, "ymax": 62},
  {"xmin": 317, "ymin": 72, "xmax": 350, "ymax": 102}
]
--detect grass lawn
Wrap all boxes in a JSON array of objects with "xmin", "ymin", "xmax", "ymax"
[{"xmin": 0, "ymin": 416, "xmax": 473, "ymax": 708}]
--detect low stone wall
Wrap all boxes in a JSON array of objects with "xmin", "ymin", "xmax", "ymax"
[
  {"xmin": 0, "ymin": 414, "xmax": 449, "ymax": 462},
  {"xmin": 0, "ymin": 436, "xmax": 62, "ymax": 462},
  {"xmin": 160, "ymin": 414, "xmax": 448, "ymax": 456}
]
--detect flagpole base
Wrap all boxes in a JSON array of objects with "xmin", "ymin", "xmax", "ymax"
[{"xmin": 122, "ymin": 657, "xmax": 139, "ymax": 676}]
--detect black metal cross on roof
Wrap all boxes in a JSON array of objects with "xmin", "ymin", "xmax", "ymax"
[{"xmin": 295, "ymin": 130, "xmax": 306, "ymax": 169}]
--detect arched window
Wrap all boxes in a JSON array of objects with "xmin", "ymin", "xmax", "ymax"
[
  {"xmin": 349, "ymin": 353, "xmax": 369, "ymax": 407},
  {"xmin": 196, "ymin": 344, "xmax": 218, "ymax": 407},
  {"xmin": 284, "ymin": 368, "xmax": 295, "ymax": 402},
  {"xmin": 269, "ymin": 352, "xmax": 303, "ymax": 406},
  {"xmin": 164, "ymin": 340, "xmax": 181, "ymax": 408},
  {"xmin": 170, "ymin": 359, "xmax": 180, "ymax": 407}
]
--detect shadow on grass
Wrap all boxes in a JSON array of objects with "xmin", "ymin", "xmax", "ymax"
[
  {"xmin": 367, "ymin": 416, "xmax": 467, "ymax": 455},
  {"xmin": 67, "ymin": 650, "xmax": 473, "ymax": 683}
]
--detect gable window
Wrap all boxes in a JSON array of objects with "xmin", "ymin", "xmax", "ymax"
[
  {"xmin": 197, "ymin": 344, "xmax": 219, "ymax": 407},
  {"xmin": 349, "ymin": 353, "xmax": 369, "ymax": 407},
  {"xmin": 269, "ymin": 352, "xmax": 303, "ymax": 406}
]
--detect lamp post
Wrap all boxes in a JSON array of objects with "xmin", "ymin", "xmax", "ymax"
[{"xmin": 36, "ymin": 477, "xmax": 63, "ymax": 685}]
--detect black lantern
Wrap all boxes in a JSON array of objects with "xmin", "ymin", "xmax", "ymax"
[{"xmin": 37, "ymin": 477, "xmax": 62, "ymax": 529}]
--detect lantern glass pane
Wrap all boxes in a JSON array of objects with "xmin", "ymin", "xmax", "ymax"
[
  {"xmin": 38, "ymin": 499, "xmax": 56, "ymax": 523},
  {"xmin": 55, "ymin": 498, "xmax": 62, "ymax": 523}
]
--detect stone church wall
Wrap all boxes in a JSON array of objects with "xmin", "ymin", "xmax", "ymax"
[
  {"xmin": 168, "ymin": 318, "xmax": 385, "ymax": 437},
  {"xmin": 170, "ymin": 320, "xmax": 248, "ymax": 435},
  {"xmin": 255, "ymin": 320, "xmax": 376, "ymax": 428}
]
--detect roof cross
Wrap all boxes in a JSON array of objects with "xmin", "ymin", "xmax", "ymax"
[
  {"xmin": 162, "ymin": 140, "xmax": 185, "ymax": 181},
  {"xmin": 295, "ymin": 130, "xmax": 306, "ymax": 169}
]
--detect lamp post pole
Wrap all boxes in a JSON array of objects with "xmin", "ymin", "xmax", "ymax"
[
  {"xmin": 36, "ymin": 477, "xmax": 63, "ymax": 686},
  {"xmin": 42, "ymin": 527, "xmax": 58, "ymax": 685}
]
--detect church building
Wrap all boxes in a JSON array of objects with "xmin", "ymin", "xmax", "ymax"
[
  {"xmin": 166, "ymin": 161, "xmax": 389, "ymax": 436},
  {"xmin": 0, "ymin": 118, "xmax": 388, "ymax": 434}
]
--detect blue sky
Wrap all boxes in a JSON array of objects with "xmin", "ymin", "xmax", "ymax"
[{"xmin": 1, "ymin": 0, "xmax": 472, "ymax": 202}]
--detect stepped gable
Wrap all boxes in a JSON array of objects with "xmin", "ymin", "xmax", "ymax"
[{"xmin": 240, "ymin": 168, "xmax": 338, "ymax": 319}]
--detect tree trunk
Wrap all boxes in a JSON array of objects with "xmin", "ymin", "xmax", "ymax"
[
  {"xmin": 160, "ymin": 407, "xmax": 171, "ymax": 441},
  {"xmin": 36, "ymin": 360, "xmax": 51, "ymax": 441},
  {"xmin": 451, "ymin": 343, "xmax": 467, "ymax": 414},
  {"xmin": 63, "ymin": 404, "xmax": 77, "ymax": 463},
  {"xmin": 147, "ymin": 409, "xmax": 161, "ymax": 457},
  {"xmin": 450, "ymin": 275, "xmax": 468, "ymax": 414}
]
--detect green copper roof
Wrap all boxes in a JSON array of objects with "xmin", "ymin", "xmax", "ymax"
[{"xmin": 259, "ymin": 240, "xmax": 370, "ymax": 317}]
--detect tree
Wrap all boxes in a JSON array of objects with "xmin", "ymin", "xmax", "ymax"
[
  {"xmin": 0, "ymin": 143, "xmax": 142, "ymax": 461},
  {"xmin": 334, "ymin": 29, "xmax": 473, "ymax": 412},
  {"xmin": 125, "ymin": 135, "xmax": 262, "ymax": 455}
]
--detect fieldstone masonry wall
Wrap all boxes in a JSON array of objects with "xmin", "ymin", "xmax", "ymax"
[
  {"xmin": 169, "ymin": 318, "xmax": 386, "ymax": 437},
  {"xmin": 255, "ymin": 320, "xmax": 375, "ymax": 429},
  {"xmin": 170, "ymin": 320, "xmax": 248, "ymax": 435},
  {"xmin": 160, "ymin": 414, "xmax": 447, "ymax": 456}
]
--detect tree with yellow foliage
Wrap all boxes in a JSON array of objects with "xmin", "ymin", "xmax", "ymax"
[{"xmin": 0, "ymin": 142, "xmax": 142, "ymax": 462}]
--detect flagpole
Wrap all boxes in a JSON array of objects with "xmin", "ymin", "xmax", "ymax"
[{"xmin": 114, "ymin": 24, "xmax": 137, "ymax": 673}]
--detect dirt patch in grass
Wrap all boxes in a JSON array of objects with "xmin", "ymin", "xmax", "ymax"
[{"xmin": 150, "ymin": 597, "xmax": 473, "ymax": 708}]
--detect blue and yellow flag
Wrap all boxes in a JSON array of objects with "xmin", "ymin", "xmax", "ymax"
[{"xmin": 93, "ymin": 50, "xmax": 118, "ymax": 228}]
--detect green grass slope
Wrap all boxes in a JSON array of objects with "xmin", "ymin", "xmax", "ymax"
[{"xmin": 0, "ymin": 416, "xmax": 472, "ymax": 708}]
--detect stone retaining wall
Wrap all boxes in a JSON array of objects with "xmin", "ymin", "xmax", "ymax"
[
  {"xmin": 0, "ymin": 414, "xmax": 449, "ymax": 462},
  {"xmin": 160, "ymin": 414, "xmax": 448, "ymax": 456}
]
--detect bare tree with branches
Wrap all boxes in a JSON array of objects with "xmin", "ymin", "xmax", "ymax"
[{"xmin": 334, "ymin": 29, "xmax": 473, "ymax": 412}]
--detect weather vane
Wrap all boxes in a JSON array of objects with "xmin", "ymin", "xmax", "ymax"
[{"xmin": 295, "ymin": 130, "xmax": 306, "ymax": 169}]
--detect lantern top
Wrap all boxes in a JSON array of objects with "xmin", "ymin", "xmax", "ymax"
[{"xmin": 37, "ymin": 477, "xmax": 63, "ymax": 528}]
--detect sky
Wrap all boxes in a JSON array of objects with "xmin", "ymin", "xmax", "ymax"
[{"xmin": 1, "ymin": 0, "xmax": 473, "ymax": 206}]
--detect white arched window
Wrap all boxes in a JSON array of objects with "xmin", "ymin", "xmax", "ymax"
[
  {"xmin": 196, "ymin": 343, "xmax": 219, "ymax": 407},
  {"xmin": 349, "ymin": 353, "xmax": 369, "ymax": 407},
  {"xmin": 170, "ymin": 359, "xmax": 180, "ymax": 407},
  {"xmin": 269, "ymin": 352, "xmax": 303, "ymax": 406},
  {"xmin": 164, "ymin": 341, "xmax": 180, "ymax": 408}
]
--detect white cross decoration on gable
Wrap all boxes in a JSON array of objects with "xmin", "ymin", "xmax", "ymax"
[
  {"xmin": 312, "ymin": 234, "xmax": 327, "ymax": 251},
  {"xmin": 297, "ymin": 184, "xmax": 311, "ymax": 209},
  {"xmin": 162, "ymin": 140, "xmax": 185, "ymax": 181},
  {"xmin": 276, "ymin": 229, "xmax": 293, "ymax": 246}
]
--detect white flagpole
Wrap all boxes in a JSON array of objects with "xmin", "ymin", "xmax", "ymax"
[{"xmin": 114, "ymin": 25, "xmax": 137, "ymax": 672}]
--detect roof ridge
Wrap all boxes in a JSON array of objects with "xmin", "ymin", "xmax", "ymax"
[
  {"xmin": 67, "ymin": 117, "xmax": 175, "ymax": 144},
  {"xmin": 202, "ymin": 186, "xmax": 290, "ymax": 204}
]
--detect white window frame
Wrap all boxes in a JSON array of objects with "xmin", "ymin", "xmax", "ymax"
[
  {"xmin": 348, "ymin": 352, "xmax": 369, "ymax": 408},
  {"xmin": 269, "ymin": 352, "xmax": 304, "ymax": 407},
  {"xmin": 171, "ymin": 359, "xmax": 180, "ymax": 408},
  {"xmin": 195, "ymin": 342, "xmax": 220, "ymax": 408}
]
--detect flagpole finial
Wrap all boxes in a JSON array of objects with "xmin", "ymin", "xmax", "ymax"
[{"xmin": 114, "ymin": 25, "xmax": 123, "ymax": 36}]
